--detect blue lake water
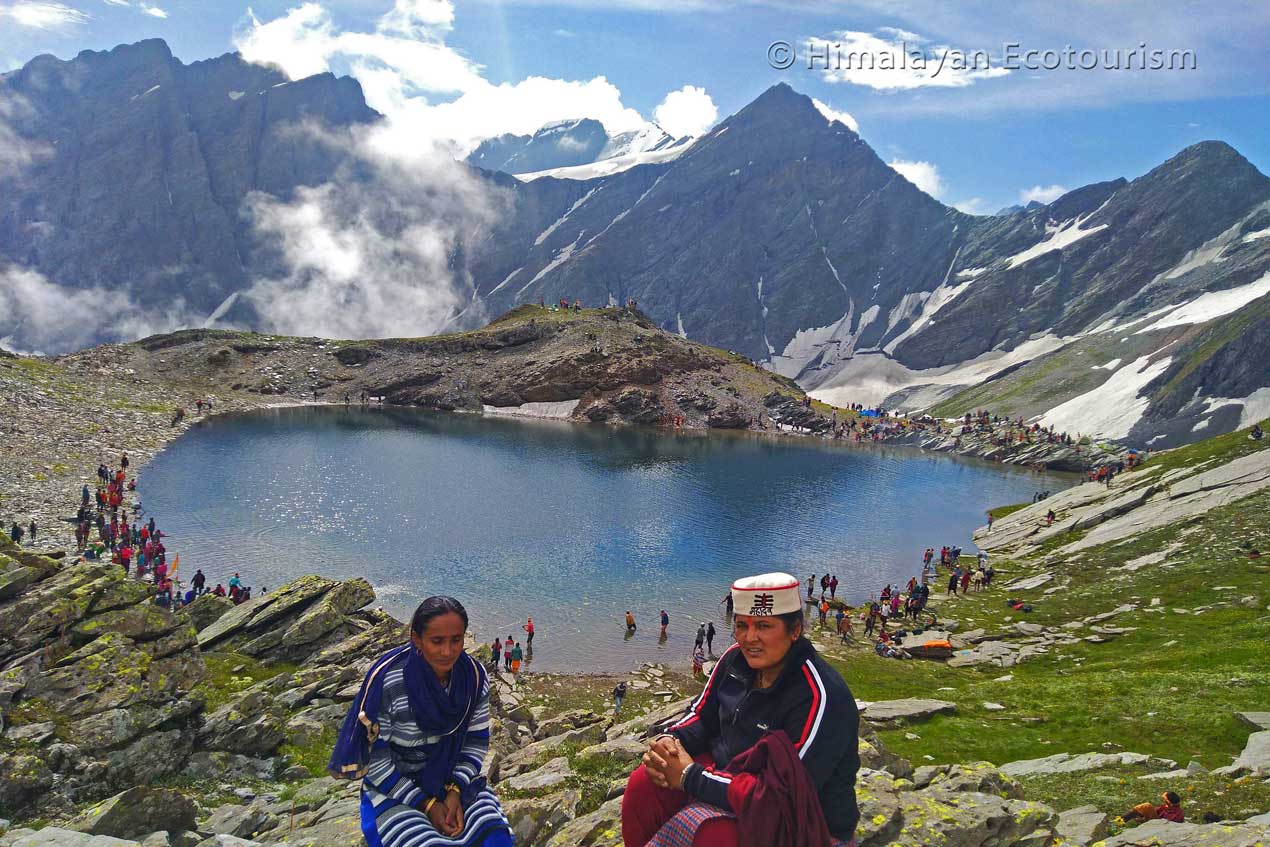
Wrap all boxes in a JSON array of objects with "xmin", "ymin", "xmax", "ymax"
[{"xmin": 140, "ymin": 406, "xmax": 1066, "ymax": 671}]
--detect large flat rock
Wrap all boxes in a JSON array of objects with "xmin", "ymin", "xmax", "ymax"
[
  {"xmin": 1000, "ymin": 751, "xmax": 1176, "ymax": 777},
  {"xmin": 860, "ymin": 698, "xmax": 956, "ymax": 725},
  {"xmin": 1057, "ymin": 804, "xmax": 1109, "ymax": 846},
  {"xmin": 1004, "ymin": 572, "xmax": 1053, "ymax": 591},
  {"xmin": 1058, "ymin": 449, "xmax": 1270, "ymax": 555},
  {"xmin": 1235, "ymin": 711, "xmax": 1270, "ymax": 731},
  {"xmin": 1227, "ymin": 729, "xmax": 1270, "ymax": 776},
  {"xmin": 3, "ymin": 829, "xmax": 141, "ymax": 847},
  {"xmin": 1093, "ymin": 818, "xmax": 1270, "ymax": 846}
]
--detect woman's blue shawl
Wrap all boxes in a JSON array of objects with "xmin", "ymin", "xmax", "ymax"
[{"xmin": 329, "ymin": 644, "xmax": 488, "ymax": 803}]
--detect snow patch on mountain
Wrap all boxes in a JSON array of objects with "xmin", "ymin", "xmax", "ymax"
[
  {"xmin": 516, "ymin": 139, "xmax": 693, "ymax": 182},
  {"xmin": 1038, "ymin": 354, "xmax": 1174, "ymax": 438},
  {"xmin": 882, "ymin": 248, "xmax": 970, "ymax": 354},
  {"xmin": 483, "ymin": 399, "xmax": 581, "ymax": 419},
  {"xmin": 1133, "ymin": 272, "xmax": 1270, "ymax": 333},
  {"xmin": 809, "ymin": 333, "xmax": 1072, "ymax": 408},
  {"xmin": 204, "ymin": 292, "xmax": 239, "ymax": 326},
  {"xmin": 519, "ymin": 231, "xmax": 586, "ymax": 295},
  {"xmin": 534, "ymin": 187, "xmax": 600, "ymax": 246},
  {"xmin": 488, "ymin": 267, "xmax": 523, "ymax": 297},
  {"xmin": 1004, "ymin": 215, "xmax": 1108, "ymax": 269},
  {"xmin": 1202, "ymin": 387, "xmax": 1270, "ymax": 430}
]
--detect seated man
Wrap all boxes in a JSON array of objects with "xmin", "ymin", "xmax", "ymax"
[{"xmin": 622, "ymin": 572, "xmax": 860, "ymax": 847}]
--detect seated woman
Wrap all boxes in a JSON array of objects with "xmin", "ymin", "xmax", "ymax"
[
  {"xmin": 622, "ymin": 572, "xmax": 860, "ymax": 847},
  {"xmin": 329, "ymin": 596, "xmax": 512, "ymax": 847}
]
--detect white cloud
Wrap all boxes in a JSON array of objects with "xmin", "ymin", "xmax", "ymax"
[
  {"xmin": 652, "ymin": 85, "xmax": 717, "ymax": 138},
  {"xmin": 888, "ymin": 158, "xmax": 945, "ymax": 198},
  {"xmin": 809, "ymin": 29, "xmax": 1010, "ymax": 91},
  {"xmin": 0, "ymin": 265, "xmax": 192, "ymax": 355},
  {"xmin": 953, "ymin": 197, "xmax": 991, "ymax": 215},
  {"xmin": 139, "ymin": 3, "xmax": 166, "ymax": 17},
  {"xmin": 553, "ymin": 28, "xmax": 575, "ymax": 38},
  {"xmin": 811, "ymin": 97, "xmax": 858, "ymax": 132},
  {"xmin": 101, "ymin": 0, "xmax": 131, "ymax": 6},
  {"xmin": 0, "ymin": 1, "xmax": 89, "ymax": 28},
  {"xmin": 1019, "ymin": 184, "xmax": 1067, "ymax": 204},
  {"xmin": 0, "ymin": 92, "xmax": 51, "ymax": 179},
  {"xmin": 378, "ymin": 0, "xmax": 453, "ymax": 37},
  {"xmin": 239, "ymin": 121, "xmax": 507, "ymax": 340},
  {"xmin": 235, "ymin": 1, "xmax": 674, "ymax": 154},
  {"xmin": 236, "ymin": 4, "xmax": 341, "ymax": 82}
]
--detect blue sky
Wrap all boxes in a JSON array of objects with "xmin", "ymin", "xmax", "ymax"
[{"xmin": 3, "ymin": 0, "xmax": 1269, "ymax": 213}]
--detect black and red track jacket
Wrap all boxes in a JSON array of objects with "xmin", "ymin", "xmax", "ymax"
[{"xmin": 669, "ymin": 638, "xmax": 860, "ymax": 842}]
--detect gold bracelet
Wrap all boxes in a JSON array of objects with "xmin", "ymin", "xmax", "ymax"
[
  {"xmin": 424, "ymin": 797, "xmax": 437, "ymax": 814},
  {"xmin": 445, "ymin": 781, "xmax": 461, "ymax": 795}
]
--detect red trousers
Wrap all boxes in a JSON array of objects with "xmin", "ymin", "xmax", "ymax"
[{"xmin": 622, "ymin": 758, "xmax": 741, "ymax": 847}]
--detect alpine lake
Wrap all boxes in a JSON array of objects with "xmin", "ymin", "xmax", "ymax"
[{"xmin": 140, "ymin": 406, "xmax": 1069, "ymax": 671}]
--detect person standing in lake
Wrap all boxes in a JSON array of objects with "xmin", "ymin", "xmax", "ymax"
[
  {"xmin": 509, "ymin": 642, "xmax": 523, "ymax": 674},
  {"xmin": 660, "ymin": 610, "xmax": 669, "ymax": 638},
  {"xmin": 329, "ymin": 595, "xmax": 513, "ymax": 847},
  {"xmin": 626, "ymin": 611, "xmax": 638, "ymax": 633},
  {"xmin": 490, "ymin": 638, "xmax": 502, "ymax": 670},
  {"xmin": 522, "ymin": 617, "xmax": 534, "ymax": 647},
  {"xmin": 705, "ymin": 622, "xmax": 716, "ymax": 656}
]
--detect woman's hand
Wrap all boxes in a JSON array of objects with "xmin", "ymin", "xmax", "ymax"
[
  {"xmin": 643, "ymin": 735, "xmax": 694, "ymax": 790},
  {"xmin": 442, "ymin": 790, "xmax": 464, "ymax": 836},
  {"xmin": 426, "ymin": 798, "xmax": 452, "ymax": 835}
]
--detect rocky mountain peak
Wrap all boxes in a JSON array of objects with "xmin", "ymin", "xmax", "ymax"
[
  {"xmin": 727, "ymin": 82, "xmax": 847, "ymax": 135},
  {"xmin": 1142, "ymin": 139, "xmax": 1268, "ymax": 192}
]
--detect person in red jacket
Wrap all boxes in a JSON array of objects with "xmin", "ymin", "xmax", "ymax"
[
  {"xmin": 622, "ymin": 572, "xmax": 859, "ymax": 847},
  {"xmin": 1122, "ymin": 790, "xmax": 1184, "ymax": 824}
]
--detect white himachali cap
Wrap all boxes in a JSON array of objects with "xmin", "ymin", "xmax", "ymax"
[{"xmin": 731, "ymin": 572, "xmax": 801, "ymax": 617}]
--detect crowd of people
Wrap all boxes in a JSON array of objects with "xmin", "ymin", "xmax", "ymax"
[{"xmin": 48, "ymin": 441, "xmax": 259, "ymax": 613}]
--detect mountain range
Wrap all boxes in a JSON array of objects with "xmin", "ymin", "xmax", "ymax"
[{"xmin": 2, "ymin": 39, "xmax": 1267, "ymax": 448}]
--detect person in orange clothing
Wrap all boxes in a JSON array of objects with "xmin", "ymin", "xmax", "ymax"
[{"xmin": 1121, "ymin": 791, "xmax": 1184, "ymax": 824}]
